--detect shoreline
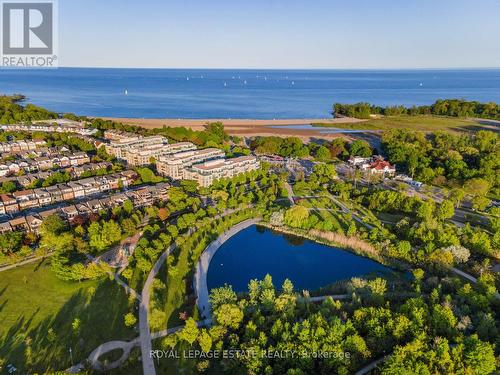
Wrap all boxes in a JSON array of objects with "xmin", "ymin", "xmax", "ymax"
[{"xmin": 100, "ymin": 116, "xmax": 369, "ymax": 141}]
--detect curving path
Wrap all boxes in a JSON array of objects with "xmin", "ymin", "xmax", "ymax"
[
  {"xmin": 139, "ymin": 243, "xmax": 175, "ymax": 375},
  {"xmin": 194, "ymin": 218, "xmax": 262, "ymax": 319}
]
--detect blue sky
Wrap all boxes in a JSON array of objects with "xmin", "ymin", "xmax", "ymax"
[{"xmin": 59, "ymin": 0, "xmax": 500, "ymax": 68}]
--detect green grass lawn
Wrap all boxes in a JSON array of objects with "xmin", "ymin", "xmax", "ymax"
[
  {"xmin": 0, "ymin": 260, "xmax": 135, "ymax": 373},
  {"xmin": 312, "ymin": 115, "xmax": 497, "ymax": 133}
]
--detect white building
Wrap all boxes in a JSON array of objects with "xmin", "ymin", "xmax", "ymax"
[
  {"xmin": 105, "ymin": 135, "xmax": 168, "ymax": 159},
  {"xmin": 125, "ymin": 142, "xmax": 197, "ymax": 166},
  {"xmin": 187, "ymin": 155, "xmax": 260, "ymax": 187},
  {"xmin": 156, "ymin": 148, "xmax": 225, "ymax": 179}
]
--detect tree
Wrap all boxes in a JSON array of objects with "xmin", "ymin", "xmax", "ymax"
[
  {"xmin": 213, "ymin": 304, "xmax": 243, "ymax": 329},
  {"xmin": 464, "ymin": 178, "xmax": 489, "ymax": 197},
  {"xmin": 463, "ymin": 334, "xmax": 496, "ymax": 374},
  {"xmin": 437, "ymin": 199, "xmax": 455, "ymax": 220},
  {"xmin": 349, "ymin": 140, "xmax": 372, "ymax": 157},
  {"xmin": 178, "ymin": 318, "xmax": 199, "ymax": 346},
  {"xmin": 449, "ymin": 188, "xmax": 465, "ymax": 208},
  {"xmin": 431, "ymin": 304, "xmax": 457, "ymax": 337},
  {"xmin": 416, "ymin": 201, "xmax": 434, "ymax": 222},
  {"xmin": 124, "ymin": 312, "xmax": 137, "ymax": 327},
  {"xmin": 40, "ymin": 214, "xmax": 67, "ymax": 236},
  {"xmin": 158, "ymin": 208, "xmax": 169, "ymax": 221},
  {"xmin": 282, "ymin": 279, "xmax": 294, "ymax": 294},
  {"xmin": 284, "ymin": 205, "xmax": 309, "ymax": 228},
  {"xmin": 442, "ymin": 245, "xmax": 470, "ymax": 263},
  {"xmin": 88, "ymin": 220, "xmax": 122, "ymax": 252},
  {"xmin": 315, "ymin": 146, "xmax": 331, "ymax": 161},
  {"xmin": 209, "ymin": 285, "xmax": 237, "ymax": 311},
  {"xmin": 198, "ymin": 329, "xmax": 212, "ymax": 353},
  {"xmin": 471, "ymin": 196, "xmax": 491, "ymax": 211},
  {"xmin": 0, "ymin": 232, "xmax": 23, "ymax": 255},
  {"xmin": 71, "ymin": 318, "xmax": 81, "ymax": 334}
]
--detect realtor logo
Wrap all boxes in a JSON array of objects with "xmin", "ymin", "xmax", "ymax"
[{"xmin": 1, "ymin": 0, "xmax": 58, "ymax": 67}]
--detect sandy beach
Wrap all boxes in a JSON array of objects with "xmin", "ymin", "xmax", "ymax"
[{"xmin": 100, "ymin": 117, "xmax": 367, "ymax": 141}]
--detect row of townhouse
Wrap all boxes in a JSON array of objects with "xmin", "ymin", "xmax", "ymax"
[
  {"xmin": 0, "ymin": 146, "xmax": 71, "ymax": 159},
  {"xmin": 0, "ymin": 162, "xmax": 112, "ymax": 188},
  {"xmin": 0, "ymin": 170, "xmax": 138, "ymax": 215},
  {"xmin": 105, "ymin": 135, "xmax": 168, "ymax": 159},
  {"xmin": 1, "ymin": 121, "xmax": 98, "ymax": 136},
  {"xmin": 0, "ymin": 183, "xmax": 170, "ymax": 234},
  {"xmin": 0, "ymin": 151, "xmax": 90, "ymax": 177},
  {"xmin": 186, "ymin": 156, "xmax": 260, "ymax": 187},
  {"xmin": 125, "ymin": 142, "xmax": 197, "ymax": 166},
  {"xmin": 0, "ymin": 139, "xmax": 47, "ymax": 153},
  {"xmin": 156, "ymin": 148, "xmax": 226, "ymax": 179}
]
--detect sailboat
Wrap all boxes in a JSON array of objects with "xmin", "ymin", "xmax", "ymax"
[{"xmin": 124, "ymin": 89, "xmax": 128, "ymax": 95}]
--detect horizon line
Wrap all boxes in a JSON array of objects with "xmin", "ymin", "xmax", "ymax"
[{"xmin": 54, "ymin": 66, "xmax": 500, "ymax": 71}]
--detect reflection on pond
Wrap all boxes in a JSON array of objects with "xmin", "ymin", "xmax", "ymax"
[{"xmin": 207, "ymin": 225, "xmax": 391, "ymax": 292}]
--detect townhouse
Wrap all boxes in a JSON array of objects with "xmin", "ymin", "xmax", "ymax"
[
  {"xmin": 0, "ymin": 171, "xmax": 138, "ymax": 217},
  {"xmin": 0, "ymin": 120, "xmax": 97, "ymax": 136},
  {"xmin": 0, "ymin": 140, "xmax": 47, "ymax": 154},
  {"xmin": 0, "ymin": 181, "xmax": 171, "ymax": 233},
  {"xmin": 0, "ymin": 150, "xmax": 91, "ymax": 177}
]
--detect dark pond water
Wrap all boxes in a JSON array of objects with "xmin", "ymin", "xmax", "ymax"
[{"xmin": 207, "ymin": 225, "xmax": 390, "ymax": 292}]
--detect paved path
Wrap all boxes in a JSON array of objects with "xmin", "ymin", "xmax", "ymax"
[
  {"xmin": 451, "ymin": 267, "xmax": 500, "ymax": 301},
  {"xmin": 86, "ymin": 253, "xmax": 142, "ymax": 302},
  {"xmin": 283, "ymin": 181, "xmax": 295, "ymax": 206},
  {"xmin": 194, "ymin": 218, "xmax": 261, "ymax": 319},
  {"xmin": 139, "ymin": 243, "xmax": 175, "ymax": 375},
  {"xmin": 354, "ymin": 355, "xmax": 388, "ymax": 375},
  {"xmin": 0, "ymin": 252, "xmax": 53, "ymax": 273}
]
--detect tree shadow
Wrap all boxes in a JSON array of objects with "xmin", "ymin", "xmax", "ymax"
[
  {"xmin": 0, "ymin": 278, "xmax": 134, "ymax": 373},
  {"xmin": 33, "ymin": 257, "xmax": 48, "ymax": 272}
]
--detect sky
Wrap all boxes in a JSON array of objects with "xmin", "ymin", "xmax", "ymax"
[{"xmin": 59, "ymin": 0, "xmax": 500, "ymax": 69}]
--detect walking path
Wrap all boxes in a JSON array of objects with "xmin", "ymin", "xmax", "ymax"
[
  {"xmin": 194, "ymin": 218, "xmax": 262, "ymax": 319},
  {"xmin": 0, "ymin": 252, "xmax": 53, "ymax": 273},
  {"xmin": 85, "ymin": 253, "xmax": 142, "ymax": 302},
  {"xmin": 139, "ymin": 243, "xmax": 175, "ymax": 375},
  {"xmin": 284, "ymin": 181, "xmax": 295, "ymax": 206},
  {"xmin": 139, "ymin": 209, "xmax": 243, "ymax": 375},
  {"xmin": 451, "ymin": 267, "xmax": 500, "ymax": 301},
  {"xmin": 354, "ymin": 355, "xmax": 388, "ymax": 375}
]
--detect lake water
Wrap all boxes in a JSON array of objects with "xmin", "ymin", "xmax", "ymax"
[
  {"xmin": 1, "ymin": 68, "xmax": 499, "ymax": 119},
  {"xmin": 207, "ymin": 225, "xmax": 390, "ymax": 293}
]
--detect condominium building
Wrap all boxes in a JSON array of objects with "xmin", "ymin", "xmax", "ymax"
[
  {"xmin": 156, "ymin": 148, "xmax": 225, "ymax": 179},
  {"xmin": 187, "ymin": 156, "xmax": 260, "ymax": 187},
  {"xmin": 105, "ymin": 135, "xmax": 168, "ymax": 159},
  {"xmin": 125, "ymin": 142, "xmax": 197, "ymax": 166}
]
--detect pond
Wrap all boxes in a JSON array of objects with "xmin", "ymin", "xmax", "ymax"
[{"xmin": 207, "ymin": 225, "xmax": 391, "ymax": 292}]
